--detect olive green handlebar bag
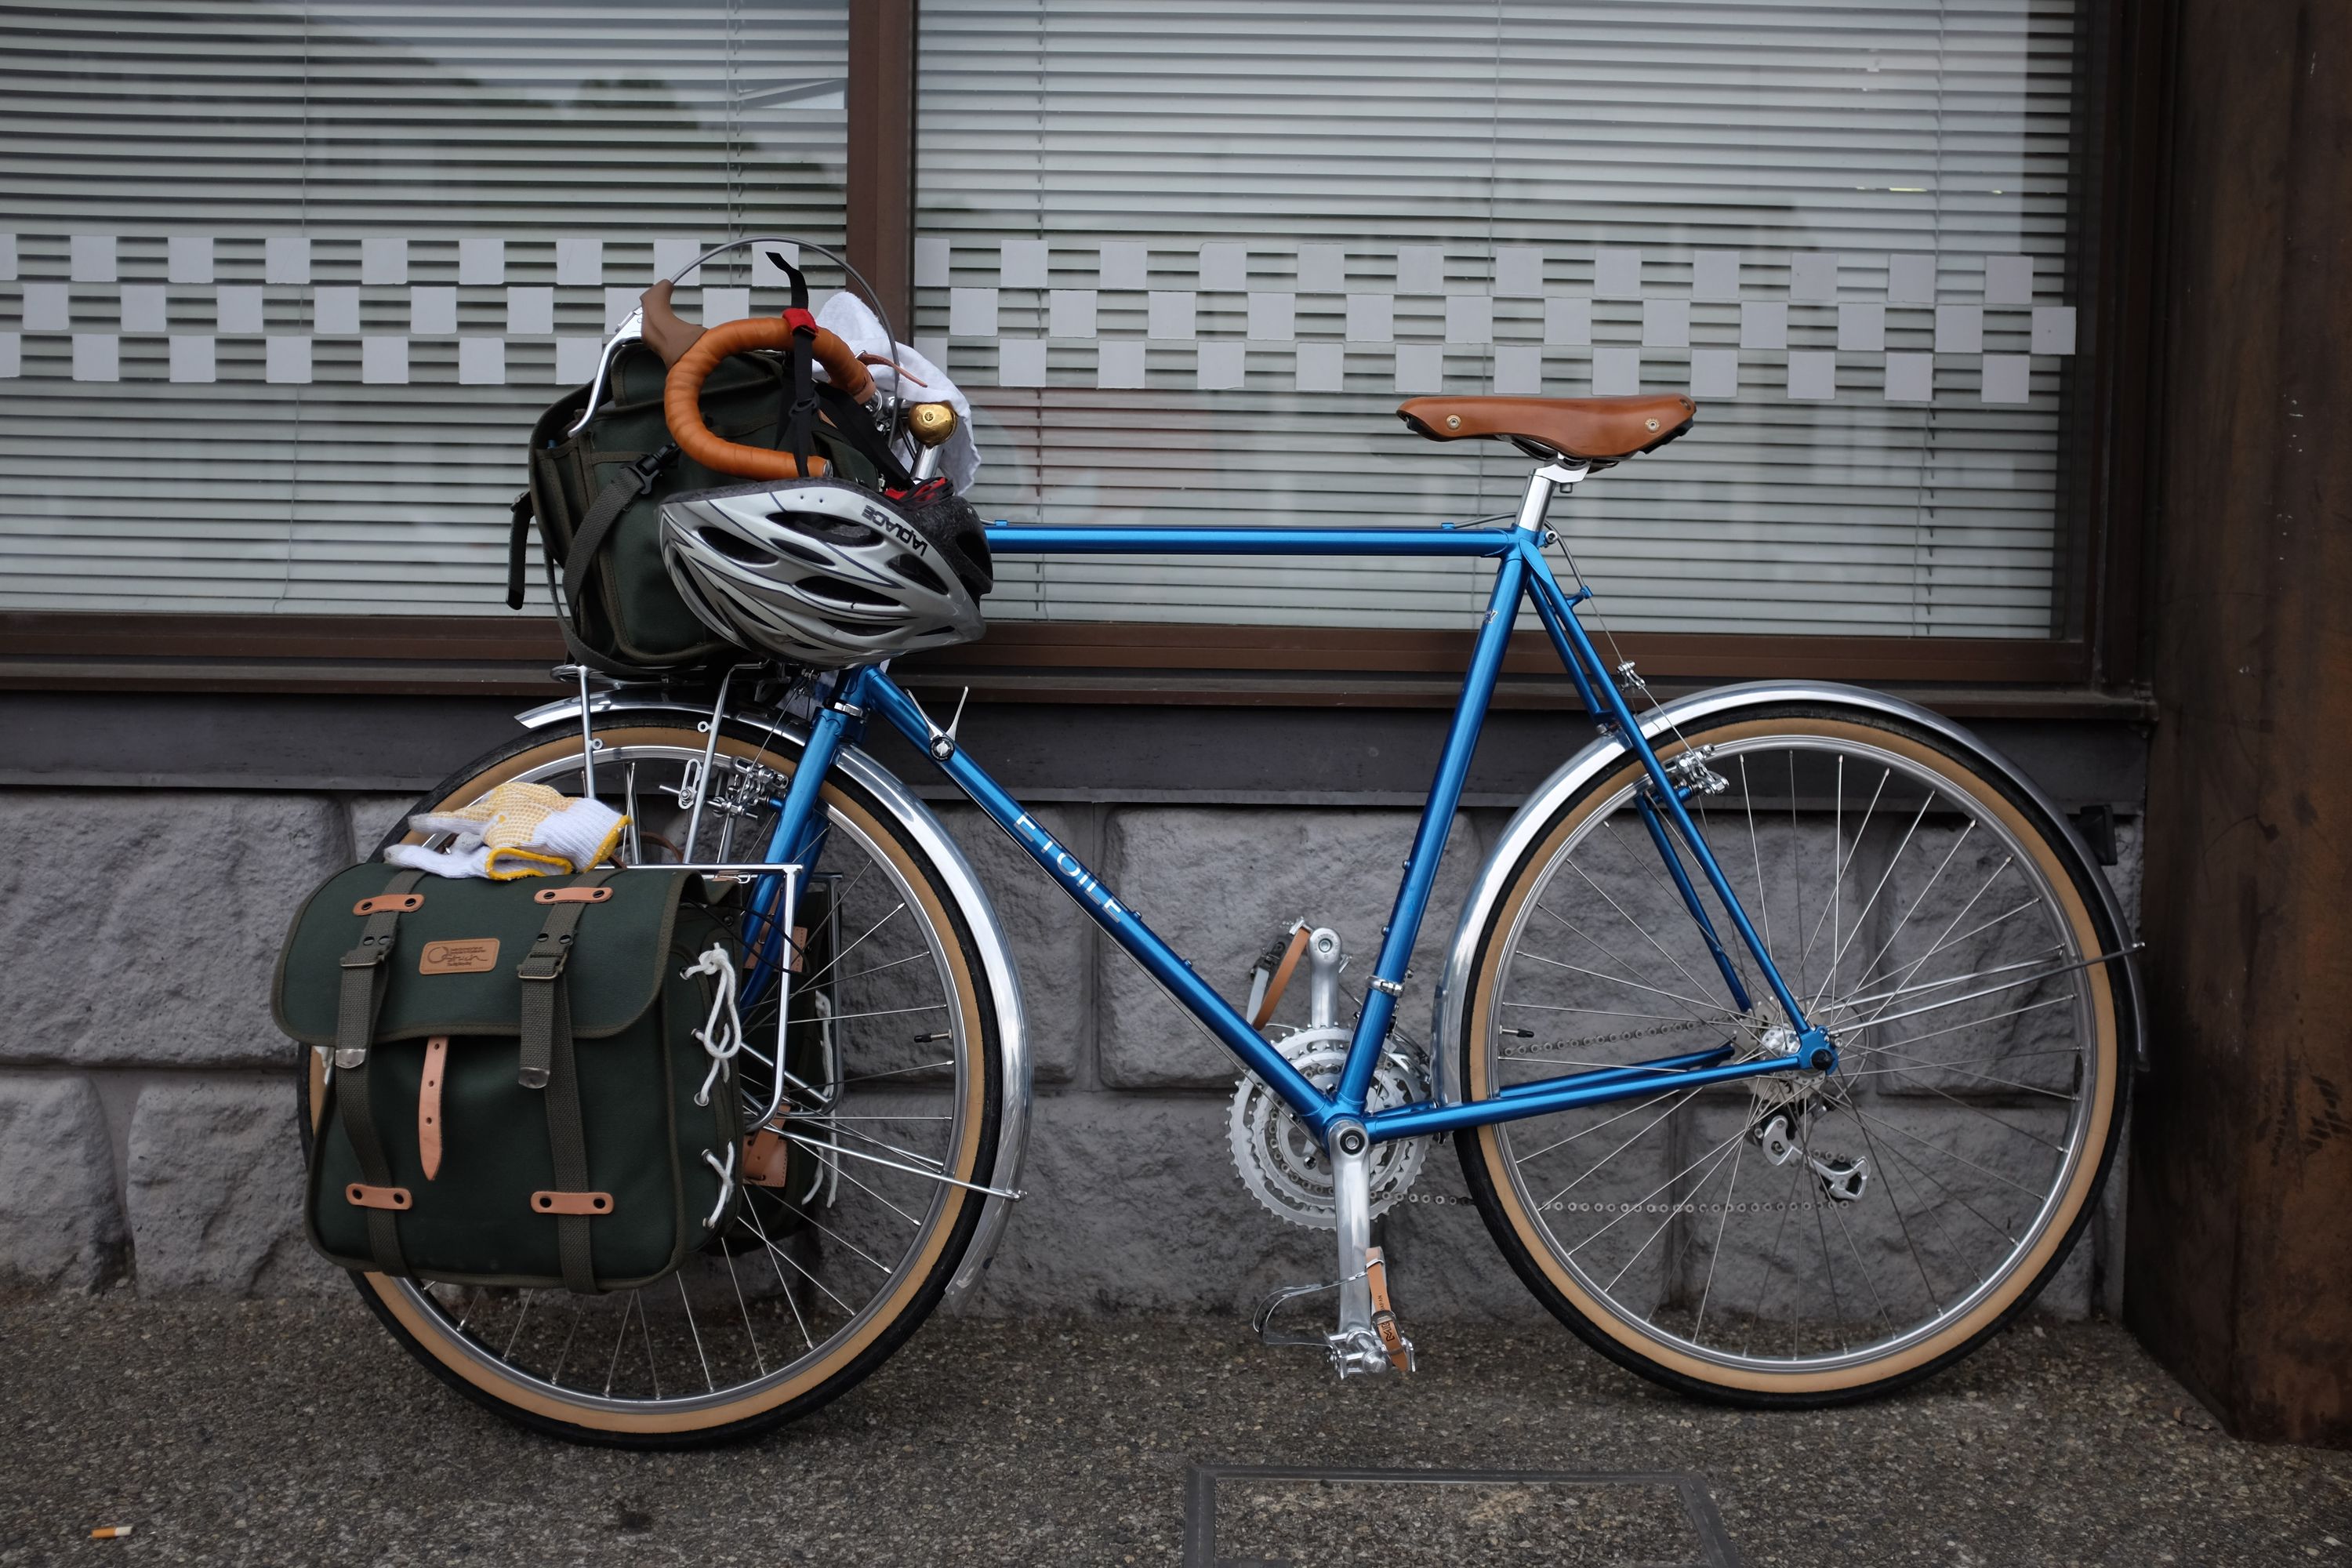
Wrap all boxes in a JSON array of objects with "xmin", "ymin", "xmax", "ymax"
[{"xmin": 274, "ymin": 865, "xmax": 742, "ymax": 1294}]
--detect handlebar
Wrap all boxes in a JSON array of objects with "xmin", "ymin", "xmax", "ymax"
[{"xmin": 660, "ymin": 310, "xmax": 877, "ymax": 481}]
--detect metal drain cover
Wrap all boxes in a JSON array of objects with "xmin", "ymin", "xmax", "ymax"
[{"xmin": 1183, "ymin": 1465, "xmax": 1739, "ymax": 1568}]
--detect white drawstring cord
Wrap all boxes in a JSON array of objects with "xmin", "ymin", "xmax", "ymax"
[
  {"xmin": 682, "ymin": 945, "xmax": 745, "ymax": 1107},
  {"xmin": 701, "ymin": 1143, "xmax": 737, "ymax": 1230}
]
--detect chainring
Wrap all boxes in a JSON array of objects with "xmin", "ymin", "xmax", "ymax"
[{"xmin": 1226, "ymin": 1023, "xmax": 1431, "ymax": 1229}]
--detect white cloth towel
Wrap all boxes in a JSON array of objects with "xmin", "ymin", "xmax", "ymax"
[
  {"xmin": 815, "ymin": 290, "xmax": 981, "ymax": 495},
  {"xmin": 383, "ymin": 780, "xmax": 626, "ymax": 881}
]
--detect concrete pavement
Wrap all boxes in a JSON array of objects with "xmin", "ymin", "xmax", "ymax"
[{"xmin": 2, "ymin": 1293, "xmax": 2343, "ymax": 1566}]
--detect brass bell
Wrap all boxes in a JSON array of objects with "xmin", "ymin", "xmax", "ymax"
[{"xmin": 906, "ymin": 401, "xmax": 959, "ymax": 448}]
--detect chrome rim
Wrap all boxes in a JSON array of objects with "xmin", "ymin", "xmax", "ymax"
[
  {"xmin": 375, "ymin": 739, "xmax": 982, "ymax": 1418},
  {"xmin": 1483, "ymin": 728, "xmax": 2107, "ymax": 1377}
]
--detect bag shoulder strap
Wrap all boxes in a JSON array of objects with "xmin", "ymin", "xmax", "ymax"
[
  {"xmin": 505, "ymin": 489, "xmax": 534, "ymax": 612},
  {"xmin": 520, "ymin": 444, "xmax": 681, "ymax": 679}
]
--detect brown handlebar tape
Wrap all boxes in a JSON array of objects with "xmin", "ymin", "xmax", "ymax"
[{"xmin": 662, "ymin": 317, "xmax": 877, "ymax": 481}]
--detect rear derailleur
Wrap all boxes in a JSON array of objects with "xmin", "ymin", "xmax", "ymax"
[{"xmin": 1751, "ymin": 1105, "xmax": 1869, "ymax": 1204}]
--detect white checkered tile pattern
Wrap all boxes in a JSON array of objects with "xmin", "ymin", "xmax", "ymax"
[
  {"xmin": 913, "ymin": 241, "xmax": 2075, "ymax": 406},
  {"xmin": 0, "ymin": 234, "xmax": 2077, "ymax": 408},
  {"xmin": 0, "ymin": 233, "xmax": 808, "ymax": 390}
]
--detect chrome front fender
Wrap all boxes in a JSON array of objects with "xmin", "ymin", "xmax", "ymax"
[
  {"xmin": 1429, "ymin": 679, "xmax": 2146, "ymax": 1105},
  {"xmin": 517, "ymin": 691, "xmax": 1032, "ymax": 1306}
]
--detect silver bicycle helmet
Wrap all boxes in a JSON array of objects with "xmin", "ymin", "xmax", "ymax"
[{"xmin": 659, "ymin": 477, "xmax": 991, "ymax": 667}]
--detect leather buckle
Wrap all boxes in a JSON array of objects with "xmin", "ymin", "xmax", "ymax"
[
  {"xmin": 352, "ymin": 893, "xmax": 424, "ymax": 916},
  {"xmin": 345, "ymin": 1182, "xmax": 412, "ymax": 1211},
  {"xmin": 530, "ymin": 1189, "xmax": 613, "ymax": 1217},
  {"xmin": 532, "ymin": 886, "xmax": 612, "ymax": 905}
]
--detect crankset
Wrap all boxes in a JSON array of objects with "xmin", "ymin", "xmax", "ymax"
[{"xmin": 1231, "ymin": 924, "xmax": 1422, "ymax": 1377}]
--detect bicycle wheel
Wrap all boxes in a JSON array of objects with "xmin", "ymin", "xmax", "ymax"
[
  {"xmin": 1456, "ymin": 700, "xmax": 2129, "ymax": 1406},
  {"xmin": 301, "ymin": 716, "xmax": 1003, "ymax": 1446}
]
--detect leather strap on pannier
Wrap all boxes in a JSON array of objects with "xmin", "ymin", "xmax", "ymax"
[
  {"xmin": 333, "ymin": 866, "xmax": 428, "ymax": 1277},
  {"xmin": 517, "ymin": 868, "xmax": 621, "ymax": 1294}
]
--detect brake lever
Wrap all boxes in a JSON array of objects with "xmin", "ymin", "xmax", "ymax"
[{"xmin": 566, "ymin": 305, "xmax": 644, "ymax": 437}]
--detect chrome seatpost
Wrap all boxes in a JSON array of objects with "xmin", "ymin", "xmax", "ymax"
[{"xmin": 1515, "ymin": 459, "xmax": 1590, "ymax": 533}]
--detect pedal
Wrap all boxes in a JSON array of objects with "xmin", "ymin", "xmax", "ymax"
[
  {"xmin": 1364, "ymin": 1247, "xmax": 1416, "ymax": 1373},
  {"xmin": 1253, "ymin": 1277, "xmax": 1340, "ymax": 1350}
]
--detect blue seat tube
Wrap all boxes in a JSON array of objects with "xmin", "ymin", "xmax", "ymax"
[{"xmin": 1334, "ymin": 546, "xmax": 1528, "ymax": 1116}]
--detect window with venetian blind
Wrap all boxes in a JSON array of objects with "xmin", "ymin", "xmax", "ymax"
[
  {"xmin": 914, "ymin": 1, "xmax": 2087, "ymax": 638},
  {"xmin": 0, "ymin": 0, "xmax": 848, "ymax": 615}
]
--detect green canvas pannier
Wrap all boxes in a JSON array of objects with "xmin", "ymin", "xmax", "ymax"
[
  {"xmin": 275, "ymin": 865, "xmax": 743, "ymax": 1293},
  {"xmin": 510, "ymin": 341, "xmax": 888, "ymax": 678}
]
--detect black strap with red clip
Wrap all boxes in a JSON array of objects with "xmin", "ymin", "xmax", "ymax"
[
  {"xmin": 768, "ymin": 251, "xmax": 822, "ymax": 477},
  {"xmin": 764, "ymin": 248, "xmax": 921, "ymax": 491}
]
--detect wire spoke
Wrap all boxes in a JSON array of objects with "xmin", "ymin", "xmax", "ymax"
[
  {"xmin": 835, "ymin": 950, "xmax": 931, "ymax": 985},
  {"xmin": 807, "ymin": 1148, "xmax": 926, "ymax": 1229},
  {"xmin": 678, "ymin": 1274, "xmax": 714, "ymax": 1393},
  {"xmin": 777, "ymin": 1200, "xmax": 898, "ymax": 1277},
  {"xmin": 1606, "ymin": 1133, "xmax": 1745, "ymax": 1294},
  {"xmin": 1842, "ymin": 996, "xmax": 2075, "ymax": 1060},
  {"xmin": 1533, "ymin": 1087, "xmax": 1704, "ymax": 1202},
  {"xmin": 1532, "ymin": 898, "xmax": 1722, "ymax": 1015},
  {"xmin": 1515, "ymin": 946, "xmax": 1733, "ymax": 1015},
  {"xmin": 1812, "ymin": 785, "xmax": 1936, "ymax": 1014},
  {"xmin": 824, "ymin": 1058, "xmax": 956, "ymax": 1089},
  {"xmin": 720, "ymin": 1239, "xmax": 767, "ymax": 1377},
  {"xmin": 1845, "ymin": 1106, "xmax": 2046, "ymax": 1201},
  {"xmin": 1840, "ymin": 1102, "xmax": 1946, "ymax": 1316},
  {"xmin": 1567, "ymin": 1123, "xmax": 1750, "ymax": 1260},
  {"xmin": 1508, "ymin": 1086, "xmax": 1684, "ymax": 1167},
  {"xmin": 1559, "ymin": 860, "xmax": 1719, "ymax": 1007},
  {"xmin": 741, "ymin": 1200, "xmax": 819, "ymax": 1352},
  {"xmin": 1691, "ymin": 1124, "xmax": 1748, "ymax": 1342},
  {"xmin": 797, "ymin": 901, "xmax": 909, "ymax": 992},
  {"xmin": 1843, "ymin": 821, "xmax": 1976, "ymax": 1000},
  {"xmin": 1830, "ymin": 948, "xmax": 2071, "ymax": 1014},
  {"xmin": 1842, "ymin": 1044, "xmax": 2079, "ymax": 1101}
]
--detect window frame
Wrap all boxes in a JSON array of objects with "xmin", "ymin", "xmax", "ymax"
[{"xmin": 0, "ymin": 0, "xmax": 2160, "ymax": 703}]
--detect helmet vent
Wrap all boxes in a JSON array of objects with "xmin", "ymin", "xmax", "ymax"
[
  {"xmin": 806, "ymin": 575, "xmax": 899, "ymax": 612},
  {"xmin": 891, "ymin": 552, "xmax": 946, "ymax": 594},
  {"xmin": 698, "ymin": 526, "xmax": 771, "ymax": 564},
  {"xmin": 787, "ymin": 513, "xmax": 882, "ymax": 548}
]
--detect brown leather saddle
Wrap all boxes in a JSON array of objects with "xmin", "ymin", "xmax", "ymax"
[{"xmin": 1396, "ymin": 393, "xmax": 1697, "ymax": 465}]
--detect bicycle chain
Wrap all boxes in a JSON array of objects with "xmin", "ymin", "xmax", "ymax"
[{"xmin": 1501, "ymin": 1016, "xmax": 1747, "ymax": 1058}]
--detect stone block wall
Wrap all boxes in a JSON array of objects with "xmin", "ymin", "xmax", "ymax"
[{"xmin": 0, "ymin": 786, "xmax": 2141, "ymax": 1327}]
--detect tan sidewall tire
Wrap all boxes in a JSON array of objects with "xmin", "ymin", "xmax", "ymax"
[
  {"xmin": 307, "ymin": 724, "xmax": 996, "ymax": 1439},
  {"xmin": 1464, "ymin": 713, "xmax": 2121, "ymax": 1399}
]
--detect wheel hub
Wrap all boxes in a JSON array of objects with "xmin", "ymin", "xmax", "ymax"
[{"xmin": 1227, "ymin": 1024, "xmax": 1430, "ymax": 1229}]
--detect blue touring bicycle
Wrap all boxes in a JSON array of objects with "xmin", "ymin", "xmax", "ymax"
[{"xmin": 323, "ymin": 250, "xmax": 2140, "ymax": 1446}]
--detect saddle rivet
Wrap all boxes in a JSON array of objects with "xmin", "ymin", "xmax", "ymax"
[
  {"xmin": 1444, "ymin": 415, "xmax": 1461, "ymax": 430},
  {"xmin": 1646, "ymin": 417, "xmax": 1660, "ymax": 430}
]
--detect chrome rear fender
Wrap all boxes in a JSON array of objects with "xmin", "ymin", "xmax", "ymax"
[
  {"xmin": 1430, "ymin": 679, "xmax": 2145, "ymax": 1105},
  {"xmin": 517, "ymin": 691, "xmax": 1032, "ymax": 1307}
]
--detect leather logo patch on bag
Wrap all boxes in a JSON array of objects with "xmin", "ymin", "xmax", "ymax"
[{"xmin": 419, "ymin": 938, "xmax": 500, "ymax": 975}]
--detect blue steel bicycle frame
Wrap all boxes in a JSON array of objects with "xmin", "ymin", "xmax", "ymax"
[{"xmin": 752, "ymin": 500, "xmax": 1835, "ymax": 1145}]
